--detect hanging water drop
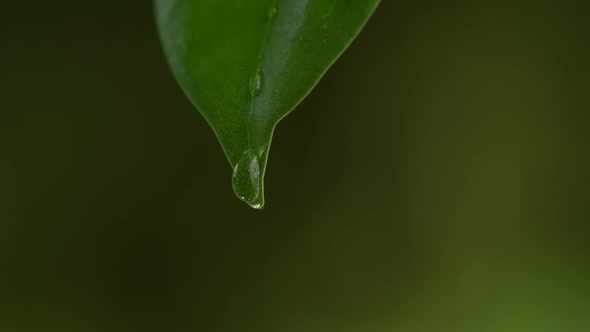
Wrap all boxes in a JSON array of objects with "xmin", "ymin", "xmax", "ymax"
[{"xmin": 232, "ymin": 153, "xmax": 264, "ymax": 209}]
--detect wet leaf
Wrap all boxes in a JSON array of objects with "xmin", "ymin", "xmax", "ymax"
[{"xmin": 155, "ymin": 0, "xmax": 380, "ymax": 208}]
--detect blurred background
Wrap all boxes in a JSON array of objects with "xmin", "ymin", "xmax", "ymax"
[{"xmin": 1, "ymin": 1, "xmax": 589, "ymax": 331}]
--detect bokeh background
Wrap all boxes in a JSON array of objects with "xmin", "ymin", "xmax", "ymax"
[{"xmin": 1, "ymin": 1, "xmax": 589, "ymax": 331}]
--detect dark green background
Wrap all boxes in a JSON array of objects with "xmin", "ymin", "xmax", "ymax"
[{"xmin": 1, "ymin": 1, "xmax": 589, "ymax": 331}]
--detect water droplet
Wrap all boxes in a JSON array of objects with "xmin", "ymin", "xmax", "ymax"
[
  {"xmin": 232, "ymin": 154, "xmax": 264, "ymax": 209},
  {"xmin": 249, "ymin": 69, "xmax": 263, "ymax": 97},
  {"xmin": 268, "ymin": 6, "xmax": 277, "ymax": 18}
]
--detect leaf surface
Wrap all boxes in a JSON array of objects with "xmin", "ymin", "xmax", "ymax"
[{"xmin": 155, "ymin": 0, "xmax": 380, "ymax": 208}]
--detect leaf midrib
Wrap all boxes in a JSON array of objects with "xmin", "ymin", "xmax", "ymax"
[{"xmin": 246, "ymin": 0, "xmax": 278, "ymax": 155}]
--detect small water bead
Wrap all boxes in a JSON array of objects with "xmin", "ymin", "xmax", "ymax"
[{"xmin": 249, "ymin": 69, "xmax": 263, "ymax": 97}]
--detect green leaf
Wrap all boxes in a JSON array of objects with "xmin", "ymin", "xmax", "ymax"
[{"xmin": 155, "ymin": 0, "xmax": 380, "ymax": 209}]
